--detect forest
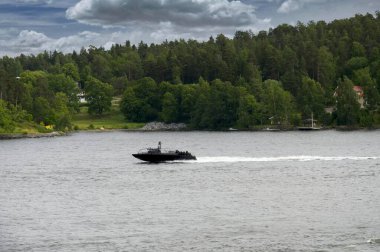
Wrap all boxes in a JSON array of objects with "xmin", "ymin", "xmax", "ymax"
[{"xmin": 1, "ymin": 12, "xmax": 380, "ymax": 132}]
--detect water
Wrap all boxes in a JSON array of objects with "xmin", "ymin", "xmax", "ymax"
[{"xmin": 1, "ymin": 130, "xmax": 380, "ymax": 251}]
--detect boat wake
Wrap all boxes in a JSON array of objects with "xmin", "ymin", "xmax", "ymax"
[
  {"xmin": 193, "ymin": 156, "xmax": 380, "ymax": 163},
  {"xmin": 367, "ymin": 238, "xmax": 380, "ymax": 244}
]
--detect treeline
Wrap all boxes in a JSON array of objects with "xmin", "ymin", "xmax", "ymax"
[
  {"xmin": 0, "ymin": 64, "xmax": 113, "ymax": 132},
  {"xmin": 122, "ymin": 77, "xmax": 296, "ymax": 129},
  {"xmin": 120, "ymin": 76, "xmax": 374, "ymax": 129},
  {"xmin": 1, "ymin": 12, "xmax": 380, "ymax": 131}
]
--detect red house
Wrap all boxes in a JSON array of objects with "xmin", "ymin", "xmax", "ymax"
[{"xmin": 353, "ymin": 85, "xmax": 365, "ymax": 108}]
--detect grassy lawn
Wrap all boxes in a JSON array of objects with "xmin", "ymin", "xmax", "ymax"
[{"xmin": 72, "ymin": 98, "xmax": 145, "ymax": 130}]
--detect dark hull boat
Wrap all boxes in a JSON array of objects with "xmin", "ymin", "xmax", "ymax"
[{"xmin": 132, "ymin": 142, "xmax": 196, "ymax": 163}]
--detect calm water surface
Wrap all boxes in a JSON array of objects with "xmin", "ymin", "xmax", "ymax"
[{"xmin": 1, "ymin": 131, "xmax": 380, "ymax": 251}]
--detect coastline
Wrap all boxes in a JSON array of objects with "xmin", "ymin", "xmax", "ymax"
[
  {"xmin": 0, "ymin": 131, "xmax": 66, "ymax": 140},
  {"xmin": 1, "ymin": 124, "xmax": 379, "ymax": 140}
]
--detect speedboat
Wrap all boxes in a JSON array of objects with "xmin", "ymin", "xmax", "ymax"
[{"xmin": 132, "ymin": 142, "xmax": 196, "ymax": 162}]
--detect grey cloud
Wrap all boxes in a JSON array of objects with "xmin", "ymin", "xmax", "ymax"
[
  {"xmin": 64, "ymin": 0, "xmax": 273, "ymax": 51},
  {"xmin": 10, "ymin": 0, "xmax": 78, "ymax": 8},
  {"xmin": 66, "ymin": 0, "xmax": 262, "ymax": 28}
]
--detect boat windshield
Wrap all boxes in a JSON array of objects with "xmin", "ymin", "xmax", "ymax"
[{"xmin": 147, "ymin": 147, "xmax": 161, "ymax": 154}]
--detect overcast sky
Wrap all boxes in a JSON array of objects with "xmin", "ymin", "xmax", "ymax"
[{"xmin": 0, "ymin": 0, "xmax": 379, "ymax": 56}]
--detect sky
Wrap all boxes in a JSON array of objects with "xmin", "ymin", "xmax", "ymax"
[{"xmin": 0, "ymin": 0, "xmax": 379, "ymax": 56}]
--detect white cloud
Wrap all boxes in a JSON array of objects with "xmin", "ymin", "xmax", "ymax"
[
  {"xmin": 16, "ymin": 30, "xmax": 52, "ymax": 48},
  {"xmin": 0, "ymin": 30, "xmax": 112, "ymax": 56},
  {"xmin": 277, "ymin": 0, "xmax": 300, "ymax": 13},
  {"xmin": 277, "ymin": 0, "xmax": 327, "ymax": 14}
]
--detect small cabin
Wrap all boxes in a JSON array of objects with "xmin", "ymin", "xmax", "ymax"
[{"xmin": 78, "ymin": 91, "xmax": 86, "ymax": 103}]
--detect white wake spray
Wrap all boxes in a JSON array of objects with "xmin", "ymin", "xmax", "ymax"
[{"xmin": 192, "ymin": 156, "xmax": 380, "ymax": 163}]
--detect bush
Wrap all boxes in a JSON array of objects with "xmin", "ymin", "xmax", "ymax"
[
  {"xmin": 0, "ymin": 100, "xmax": 15, "ymax": 133},
  {"xmin": 359, "ymin": 111, "xmax": 374, "ymax": 128}
]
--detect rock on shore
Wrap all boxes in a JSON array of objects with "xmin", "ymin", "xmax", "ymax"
[{"xmin": 141, "ymin": 122, "xmax": 187, "ymax": 131}]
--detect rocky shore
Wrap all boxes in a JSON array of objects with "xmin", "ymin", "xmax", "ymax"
[
  {"xmin": 141, "ymin": 122, "xmax": 187, "ymax": 131},
  {"xmin": 0, "ymin": 131, "xmax": 66, "ymax": 140}
]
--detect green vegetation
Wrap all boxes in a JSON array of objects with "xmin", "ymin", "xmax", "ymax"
[
  {"xmin": 72, "ymin": 98, "xmax": 144, "ymax": 130},
  {"xmin": 1, "ymin": 13, "xmax": 380, "ymax": 132},
  {"xmin": 85, "ymin": 77, "xmax": 114, "ymax": 115},
  {"xmin": 0, "ymin": 99, "xmax": 50, "ymax": 134}
]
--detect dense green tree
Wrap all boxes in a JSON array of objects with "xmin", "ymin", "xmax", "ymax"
[
  {"xmin": 297, "ymin": 77, "xmax": 325, "ymax": 119},
  {"xmin": 120, "ymin": 88, "xmax": 144, "ymax": 122},
  {"xmin": 261, "ymin": 80, "xmax": 295, "ymax": 125},
  {"xmin": 216, "ymin": 34, "xmax": 236, "ymax": 81},
  {"xmin": 0, "ymin": 99, "xmax": 15, "ymax": 132},
  {"xmin": 0, "ymin": 56, "xmax": 22, "ymax": 76},
  {"xmin": 190, "ymin": 78, "xmax": 211, "ymax": 128},
  {"xmin": 120, "ymin": 78, "xmax": 160, "ymax": 122},
  {"xmin": 160, "ymin": 92, "xmax": 179, "ymax": 123},
  {"xmin": 85, "ymin": 77, "xmax": 114, "ymax": 115},
  {"xmin": 167, "ymin": 51, "xmax": 182, "ymax": 84},
  {"xmin": 280, "ymin": 46, "xmax": 299, "ymax": 94},
  {"xmin": 236, "ymin": 93, "xmax": 260, "ymax": 129},
  {"xmin": 53, "ymin": 92, "xmax": 72, "ymax": 130},
  {"xmin": 262, "ymin": 44, "xmax": 281, "ymax": 80},
  {"xmin": 352, "ymin": 41, "xmax": 366, "ymax": 57},
  {"xmin": 179, "ymin": 84, "xmax": 197, "ymax": 122},
  {"xmin": 335, "ymin": 76, "xmax": 361, "ymax": 125},
  {"xmin": 345, "ymin": 57, "xmax": 369, "ymax": 75},
  {"xmin": 191, "ymin": 93, "xmax": 210, "ymax": 129},
  {"xmin": 110, "ymin": 76, "xmax": 129, "ymax": 96},
  {"xmin": 62, "ymin": 63, "xmax": 80, "ymax": 81},
  {"xmin": 90, "ymin": 54, "xmax": 112, "ymax": 83},
  {"xmin": 112, "ymin": 51, "xmax": 143, "ymax": 81},
  {"xmin": 316, "ymin": 46, "xmax": 336, "ymax": 91},
  {"xmin": 352, "ymin": 67, "xmax": 379, "ymax": 110},
  {"xmin": 47, "ymin": 74, "xmax": 80, "ymax": 111},
  {"xmin": 32, "ymin": 96, "xmax": 55, "ymax": 125},
  {"xmin": 199, "ymin": 79, "xmax": 240, "ymax": 129}
]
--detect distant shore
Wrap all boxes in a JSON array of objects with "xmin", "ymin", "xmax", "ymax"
[
  {"xmin": 0, "ymin": 131, "xmax": 66, "ymax": 140},
  {"xmin": 1, "ymin": 124, "xmax": 379, "ymax": 140}
]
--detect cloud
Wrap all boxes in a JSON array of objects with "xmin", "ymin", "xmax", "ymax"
[
  {"xmin": 0, "ymin": 0, "xmax": 274, "ymax": 56},
  {"xmin": 6, "ymin": 0, "xmax": 78, "ymax": 8},
  {"xmin": 277, "ymin": 0, "xmax": 327, "ymax": 14},
  {"xmin": 66, "ymin": 0, "xmax": 262, "ymax": 28},
  {"xmin": 14, "ymin": 0, "xmax": 69, "ymax": 4},
  {"xmin": 0, "ymin": 30, "xmax": 112, "ymax": 56},
  {"xmin": 277, "ymin": 0, "xmax": 300, "ymax": 13},
  {"xmin": 44, "ymin": 0, "xmax": 272, "ymax": 57}
]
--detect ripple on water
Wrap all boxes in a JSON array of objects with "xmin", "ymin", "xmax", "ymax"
[{"xmin": 1, "ymin": 131, "xmax": 380, "ymax": 251}]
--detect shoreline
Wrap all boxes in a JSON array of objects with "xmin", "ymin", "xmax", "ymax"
[
  {"xmin": 0, "ymin": 131, "xmax": 66, "ymax": 140},
  {"xmin": 1, "ymin": 126, "xmax": 379, "ymax": 140}
]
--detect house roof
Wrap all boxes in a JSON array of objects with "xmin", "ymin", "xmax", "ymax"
[
  {"xmin": 353, "ymin": 85, "xmax": 364, "ymax": 97},
  {"xmin": 353, "ymin": 85, "xmax": 363, "ymax": 92}
]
